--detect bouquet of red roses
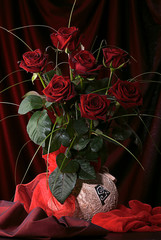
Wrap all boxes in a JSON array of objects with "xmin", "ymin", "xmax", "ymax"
[{"xmin": 16, "ymin": 22, "xmax": 144, "ymax": 204}]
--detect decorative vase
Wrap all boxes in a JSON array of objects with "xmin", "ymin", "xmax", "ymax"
[
  {"xmin": 73, "ymin": 167, "xmax": 118, "ymax": 221},
  {"xmin": 14, "ymin": 144, "xmax": 119, "ymax": 221}
]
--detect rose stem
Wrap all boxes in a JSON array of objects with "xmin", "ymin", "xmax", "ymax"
[
  {"xmin": 80, "ymin": 77, "xmax": 83, "ymax": 90},
  {"xmin": 38, "ymin": 73, "xmax": 46, "ymax": 88},
  {"xmin": 75, "ymin": 102, "xmax": 78, "ymax": 120},
  {"xmin": 69, "ymin": 67, "xmax": 73, "ymax": 81},
  {"xmin": 89, "ymin": 119, "xmax": 93, "ymax": 137},
  {"xmin": 105, "ymin": 69, "xmax": 113, "ymax": 95}
]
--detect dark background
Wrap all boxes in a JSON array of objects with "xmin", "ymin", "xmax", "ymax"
[{"xmin": 0, "ymin": 0, "xmax": 161, "ymax": 207}]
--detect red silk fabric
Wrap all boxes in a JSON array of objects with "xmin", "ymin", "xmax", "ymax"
[
  {"xmin": 14, "ymin": 173, "xmax": 76, "ymax": 219},
  {"xmin": 1, "ymin": 198, "xmax": 161, "ymax": 237},
  {"xmin": 0, "ymin": 0, "xmax": 161, "ymax": 210},
  {"xmin": 42, "ymin": 145, "xmax": 67, "ymax": 174},
  {"xmin": 14, "ymin": 145, "xmax": 76, "ymax": 219},
  {"xmin": 0, "ymin": 200, "xmax": 107, "ymax": 238},
  {"xmin": 92, "ymin": 200, "xmax": 161, "ymax": 232}
]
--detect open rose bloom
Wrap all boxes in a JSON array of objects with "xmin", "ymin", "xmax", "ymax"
[
  {"xmin": 50, "ymin": 26, "xmax": 80, "ymax": 52},
  {"xmin": 16, "ymin": 23, "xmax": 146, "ymax": 216},
  {"xmin": 20, "ymin": 49, "xmax": 48, "ymax": 73},
  {"xmin": 69, "ymin": 50, "xmax": 102, "ymax": 76},
  {"xmin": 103, "ymin": 47, "xmax": 129, "ymax": 69}
]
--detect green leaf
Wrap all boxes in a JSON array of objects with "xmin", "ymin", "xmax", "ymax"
[
  {"xmin": 85, "ymin": 78, "xmax": 108, "ymax": 94},
  {"xmin": 56, "ymin": 153, "xmax": 69, "ymax": 169},
  {"xmin": 18, "ymin": 95, "xmax": 43, "ymax": 115},
  {"xmin": 64, "ymin": 148, "xmax": 72, "ymax": 159},
  {"xmin": 85, "ymin": 151, "xmax": 99, "ymax": 161},
  {"xmin": 55, "ymin": 67, "xmax": 62, "ymax": 76},
  {"xmin": 93, "ymin": 120, "xmax": 99, "ymax": 127},
  {"xmin": 43, "ymin": 129, "xmax": 71, "ymax": 154},
  {"xmin": 49, "ymin": 168, "xmax": 77, "ymax": 204},
  {"xmin": 27, "ymin": 109, "xmax": 52, "ymax": 146},
  {"xmin": 56, "ymin": 153, "xmax": 79, "ymax": 173},
  {"xmin": 76, "ymin": 159, "xmax": 96, "ymax": 180},
  {"xmin": 66, "ymin": 119, "xmax": 75, "ymax": 138},
  {"xmin": 99, "ymin": 143, "xmax": 108, "ymax": 166},
  {"xmin": 45, "ymin": 101, "xmax": 53, "ymax": 108},
  {"xmin": 73, "ymin": 137, "xmax": 90, "ymax": 151},
  {"xmin": 23, "ymin": 91, "xmax": 43, "ymax": 98},
  {"xmin": 72, "ymin": 77, "xmax": 81, "ymax": 86},
  {"xmin": 32, "ymin": 73, "xmax": 38, "ymax": 83},
  {"xmin": 72, "ymin": 146, "xmax": 98, "ymax": 161},
  {"xmin": 58, "ymin": 129, "xmax": 71, "ymax": 147},
  {"xmin": 43, "ymin": 133, "xmax": 61, "ymax": 154},
  {"xmin": 111, "ymin": 126, "xmax": 132, "ymax": 141},
  {"xmin": 90, "ymin": 136, "xmax": 103, "ymax": 152},
  {"xmin": 56, "ymin": 116, "xmax": 64, "ymax": 127},
  {"xmin": 95, "ymin": 129, "xmax": 103, "ymax": 135},
  {"xmin": 87, "ymin": 77, "xmax": 95, "ymax": 81},
  {"xmin": 73, "ymin": 119, "xmax": 88, "ymax": 135},
  {"xmin": 43, "ymin": 69, "xmax": 56, "ymax": 84}
]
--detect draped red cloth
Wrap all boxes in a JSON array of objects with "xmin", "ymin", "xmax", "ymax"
[
  {"xmin": 14, "ymin": 173, "xmax": 76, "ymax": 219},
  {"xmin": 13, "ymin": 145, "xmax": 77, "ymax": 219},
  {"xmin": 92, "ymin": 200, "xmax": 161, "ymax": 232},
  {"xmin": 11, "ymin": 147, "xmax": 161, "ymax": 236},
  {"xmin": 1, "ymin": 199, "xmax": 161, "ymax": 237},
  {"xmin": 0, "ymin": 0, "xmax": 161, "ymax": 220},
  {"xmin": 0, "ymin": 200, "xmax": 108, "ymax": 239}
]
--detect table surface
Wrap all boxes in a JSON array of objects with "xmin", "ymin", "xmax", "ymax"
[
  {"xmin": 1, "ymin": 232, "xmax": 161, "ymax": 240},
  {"xmin": 74, "ymin": 232, "xmax": 161, "ymax": 240},
  {"xmin": 104, "ymin": 232, "xmax": 161, "ymax": 240}
]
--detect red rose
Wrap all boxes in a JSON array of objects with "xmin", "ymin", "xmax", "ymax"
[
  {"xmin": 50, "ymin": 26, "xmax": 80, "ymax": 52},
  {"xmin": 43, "ymin": 74, "xmax": 76, "ymax": 102},
  {"xmin": 108, "ymin": 79, "xmax": 143, "ymax": 109},
  {"xmin": 79, "ymin": 93, "xmax": 111, "ymax": 121},
  {"xmin": 103, "ymin": 47, "xmax": 129, "ymax": 69},
  {"xmin": 19, "ymin": 49, "xmax": 48, "ymax": 73},
  {"xmin": 69, "ymin": 50, "xmax": 102, "ymax": 76}
]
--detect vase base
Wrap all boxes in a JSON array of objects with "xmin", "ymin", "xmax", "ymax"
[{"xmin": 73, "ymin": 169, "xmax": 118, "ymax": 221}]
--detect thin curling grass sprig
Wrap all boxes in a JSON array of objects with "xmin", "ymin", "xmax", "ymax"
[
  {"xmin": 0, "ymin": 79, "xmax": 32, "ymax": 94},
  {"xmin": 0, "ymin": 69, "xmax": 24, "ymax": 84},
  {"xmin": 9, "ymin": 24, "xmax": 57, "ymax": 33},
  {"xmin": 128, "ymin": 71, "xmax": 161, "ymax": 83}
]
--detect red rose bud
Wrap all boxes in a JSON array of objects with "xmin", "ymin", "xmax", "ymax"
[
  {"xmin": 79, "ymin": 93, "xmax": 111, "ymax": 121},
  {"xmin": 69, "ymin": 50, "xmax": 102, "ymax": 76},
  {"xmin": 108, "ymin": 79, "xmax": 143, "ymax": 109},
  {"xmin": 103, "ymin": 47, "xmax": 129, "ymax": 69},
  {"xmin": 50, "ymin": 26, "xmax": 80, "ymax": 52},
  {"xmin": 42, "ymin": 74, "xmax": 76, "ymax": 103},
  {"xmin": 19, "ymin": 49, "xmax": 48, "ymax": 73}
]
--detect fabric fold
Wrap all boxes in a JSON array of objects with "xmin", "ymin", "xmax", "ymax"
[
  {"xmin": 14, "ymin": 173, "xmax": 76, "ymax": 219},
  {"xmin": 0, "ymin": 200, "xmax": 107, "ymax": 238},
  {"xmin": 92, "ymin": 200, "xmax": 161, "ymax": 232}
]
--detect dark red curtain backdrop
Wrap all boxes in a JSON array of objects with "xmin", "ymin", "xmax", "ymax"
[{"xmin": 0, "ymin": 0, "xmax": 161, "ymax": 208}]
